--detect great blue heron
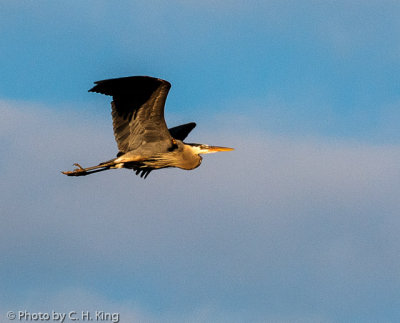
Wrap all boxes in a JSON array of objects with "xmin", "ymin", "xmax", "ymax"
[{"xmin": 62, "ymin": 76, "xmax": 233, "ymax": 178}]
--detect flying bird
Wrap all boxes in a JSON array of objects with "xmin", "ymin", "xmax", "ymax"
[{"xmin": 62, "ymin": 76, "xmax": 233, "ymax": 178}]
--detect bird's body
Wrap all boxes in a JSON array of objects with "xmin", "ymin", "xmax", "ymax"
[{"xmin": 62, "ymin": 76, "xmax": 233, "ymax": 178}]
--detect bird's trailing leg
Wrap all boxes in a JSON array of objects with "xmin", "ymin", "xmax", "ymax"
[{"xmin": 61, "ymin": 161, "xmax": 115, "ymax": 176}]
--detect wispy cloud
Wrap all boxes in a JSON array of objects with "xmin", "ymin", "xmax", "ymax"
[{"xmin": 1, "ymin": 100, "xmax": 400, "ymax": 321}]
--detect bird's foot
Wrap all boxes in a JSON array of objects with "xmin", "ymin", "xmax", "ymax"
[
  {"xmin": 61, "ymin": 163, "xmax": 88, "ymax": 176},
  {"xmin": 73, "ymin": 163, "xmax": 85, "ymax": 170}
]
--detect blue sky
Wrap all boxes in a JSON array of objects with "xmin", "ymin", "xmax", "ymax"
[{"xmin": 1, "ymin": 1, "xmax": 400, "ymax": 322}]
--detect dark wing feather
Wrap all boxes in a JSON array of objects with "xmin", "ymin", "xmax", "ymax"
[
  {"xmin": 168, "ymin": 122, "xmax": 196, "ymax": 141},
  {"xmin": 89, "ymin": 76, "xmax": 172, "ymax": 153}
]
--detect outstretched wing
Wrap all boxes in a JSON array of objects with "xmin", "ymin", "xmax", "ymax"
[
  {"xmin": 89, "ymin": 76, "xmax": 172, "ymax": 154},
  {"xmin": 168, "ymin": 122, "xmax": 196, "ymax": 141}
]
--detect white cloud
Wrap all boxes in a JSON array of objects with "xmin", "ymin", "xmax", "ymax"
[
  {"xmin": 0, "ymin": 286, "xmax": 334, "ymax": 323},
  {"xmin": 1, "ymin": 100, "xmax": 400, "ymax": 321}
]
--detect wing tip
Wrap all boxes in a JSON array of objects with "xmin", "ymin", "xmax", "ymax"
[{"xmin": 88, "ymin": 76, "xmax": 171, "ymax": 95}]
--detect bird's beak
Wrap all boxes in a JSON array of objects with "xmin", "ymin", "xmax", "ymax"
[{"xmin": 191, "ymin": 144, "xmax": 234, "ymax": 154}]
